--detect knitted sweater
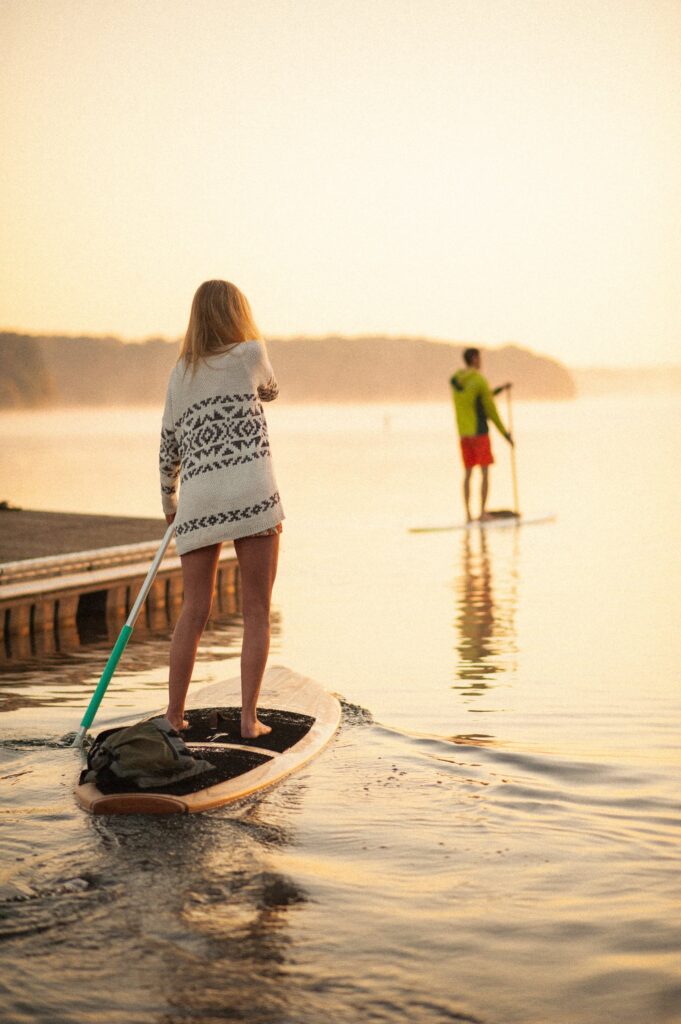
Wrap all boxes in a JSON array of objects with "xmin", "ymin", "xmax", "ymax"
[{"xmin": 159, "ymin": 340, "xmax": 284, "ymax": 554}]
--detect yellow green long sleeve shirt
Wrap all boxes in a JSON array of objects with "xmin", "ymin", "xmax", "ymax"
[{"xmin": 450, "ymin": 369, "xmax": 507, "ymax": 438}]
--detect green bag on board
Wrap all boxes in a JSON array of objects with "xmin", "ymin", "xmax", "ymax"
[{"xmin": 80, "ymin": 716, "xmax": 214, "ymax": 790}]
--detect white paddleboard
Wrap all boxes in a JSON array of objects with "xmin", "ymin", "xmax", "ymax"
[
  {"xmin": 409, "ymin": 512, "xmax": 555, "ymax": 534},
  {"xmin": 75, "ymin": 666, "xmax": 341, "ymax": 815}
]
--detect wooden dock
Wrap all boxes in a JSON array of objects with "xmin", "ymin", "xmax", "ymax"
[{"xmin": 0, "ymin": 510, "xmax": 238, "ymax": 658}]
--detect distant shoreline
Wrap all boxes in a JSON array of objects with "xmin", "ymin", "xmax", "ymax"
[
  {"xmin": 3, "ymin": 331, "xmax": 679, "ymax": 410},
  {"xmin": 570, "ymin": 365, "xmax": 681, "ymax": 396},
  {"xmin": 2, "ymin": 331, "xmax": 576, "ymax": 409}
]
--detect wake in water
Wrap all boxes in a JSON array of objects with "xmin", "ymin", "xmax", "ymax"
[{"xmin": 1, "ymin": 691, "xmax": 680, "ymax": 1023}]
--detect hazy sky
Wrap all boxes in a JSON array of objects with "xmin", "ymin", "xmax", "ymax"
[{"xmin": 2, "ymin": 0, "xmax": 680, "ymax": 366}]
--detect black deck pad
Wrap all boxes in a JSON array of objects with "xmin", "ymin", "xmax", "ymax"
[
  {"xmin": 91, "ymin": 745, "xmax": 272, "ymax": 797},
  {"xmin": 183, "ymin": 707, "xmax": 315, "ymax": 753}
]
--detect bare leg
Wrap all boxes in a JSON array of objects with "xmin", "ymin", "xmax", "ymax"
[
  {"xmin": 233, "ymin": 532, "xmax": 280, "ymax": 738},
  {"xmin": 480, "ymin": 466, "xmax": 491, "ymax": 519},
  {"xmin": 463, "ymin": 467, "xmax": 473, "ymax": 522},
  {"xmin": 166, "ymin": 543, "xmax": 221, "ymax": 730}
]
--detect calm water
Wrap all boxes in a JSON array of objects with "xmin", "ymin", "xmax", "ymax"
[{"xmin": 1, "ymin": 396, "xmax": 680, "ymax": 1024}]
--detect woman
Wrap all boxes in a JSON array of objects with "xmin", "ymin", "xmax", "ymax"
[{"xmin": 159, "ymin": 280, "xmax": 284, "ymax": 738}]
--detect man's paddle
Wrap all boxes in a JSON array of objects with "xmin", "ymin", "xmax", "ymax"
[
  {"xmin": 72, "ymin": 522, "xmax": 176, "ymax": 747},
  {"xmin": 506, "ymin": 388, "xmax": 520, "ymax": 516}
]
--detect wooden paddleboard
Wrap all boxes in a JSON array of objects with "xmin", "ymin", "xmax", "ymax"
[
  {"xmin": 75, "ymin": 666, "xmax": 341, "ymax": 815},
  {"xmin": 409, "ymin": 512, "xmax": 555, "ymax": 534}
]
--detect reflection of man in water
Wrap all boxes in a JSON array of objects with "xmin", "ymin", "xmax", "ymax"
[
  {"xmin": 450, "ymin": 348, "xmax": 513, "ymax": 523},
  {"xmin": 453, "ymin": 529, "xmax": 518, "ymax": 725},
  {"xmin": 456, "ymin": 530, "xmax": 497, "ymax": 684}
]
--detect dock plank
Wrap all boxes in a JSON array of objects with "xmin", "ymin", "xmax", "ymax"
[
  {"xmin": 0, "ymin": 509, "xmax": 167, "ymax": 563},
  {"xmin": 0, "ymin": 509, "xmax": 237, "ymax": 644}
]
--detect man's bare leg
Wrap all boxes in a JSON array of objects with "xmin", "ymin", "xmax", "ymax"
[
  {"xmin": 233, "ymin": 532, "xmax": 280, "ymax": 738},
  {"xmin": 464, "ymin": 467, "xmax": 473, "ymax": 522},
  {"xmin": 166, "ymin": 543, "xmax": 222, "ymax": 730},
  {"xmin": 479, "ymin": 466, "xmax": 492, "ymax": 520}
]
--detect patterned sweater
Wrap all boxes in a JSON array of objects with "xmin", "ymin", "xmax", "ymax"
[{"xmin": 159, "ymin": 340, "xmax": 284, "ymax": 554}]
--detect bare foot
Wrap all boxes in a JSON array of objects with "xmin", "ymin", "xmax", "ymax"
[
  {"xmin": 241, "ymin": 719, "xmax": 272, "ymax": 740},
  {"xmin": 165, "ymin": 712, "xmax": 189, "ymax": 731},
  {"xmin": 479, "ymin": 511, "xmax": 494, "ymax": 521}
]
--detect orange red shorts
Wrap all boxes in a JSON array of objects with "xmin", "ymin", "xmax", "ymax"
[{"xmin": 460, "ymin": 434, "xmax": 494, "ymax": 468}]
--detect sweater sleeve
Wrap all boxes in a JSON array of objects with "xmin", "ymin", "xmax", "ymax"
[
  {"xmin": 479, "ymin": 377, "xmax": 507, "ymax": 436},
  {"xmin": 159, "ymin": 380, "xmax": 180, "ymax": 514},
  {"xmin": 256, "ymin": 341, "xmax": 279, "ymax": 402}
]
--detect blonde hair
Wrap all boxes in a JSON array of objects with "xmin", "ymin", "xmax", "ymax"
[{"xmin": 180, "ymin": 280, "xmax": 261, "ymax": 367}]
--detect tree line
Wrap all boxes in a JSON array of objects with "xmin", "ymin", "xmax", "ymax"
[{"xmin": 0, "ymin": 331, "xmax": 576, "ymax": 409}]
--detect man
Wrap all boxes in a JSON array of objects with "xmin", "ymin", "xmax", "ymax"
[{"xmin": 450, "ymin": 348, "xmax": 513, "ymax": 522}]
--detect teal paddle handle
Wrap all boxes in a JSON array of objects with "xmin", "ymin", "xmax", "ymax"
[
  {"xmin": 72, "ymin": 523, "xmax": 175, "ymax": 747},
  {"xmin": 77, "ymin": 623, "xmax": 133, "ymax": 733}
]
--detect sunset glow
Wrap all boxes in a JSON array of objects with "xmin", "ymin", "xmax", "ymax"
[{"xmin": 2, "ymin": 0, "xmax": 680, "ymax": 366}]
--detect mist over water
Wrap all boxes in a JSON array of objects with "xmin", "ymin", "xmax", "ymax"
[{"xmin": 1, "ymin": 396, "xmax": 680, "ymax": 1024}]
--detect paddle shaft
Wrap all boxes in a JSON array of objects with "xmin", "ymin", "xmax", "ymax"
[
  {"xmin": 506, "ymin": 389, "xmax": 520, "ymax": 516},
  {"xmin": 72, "ymin": 522, "xmax": 176, "ymax": 746}
]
